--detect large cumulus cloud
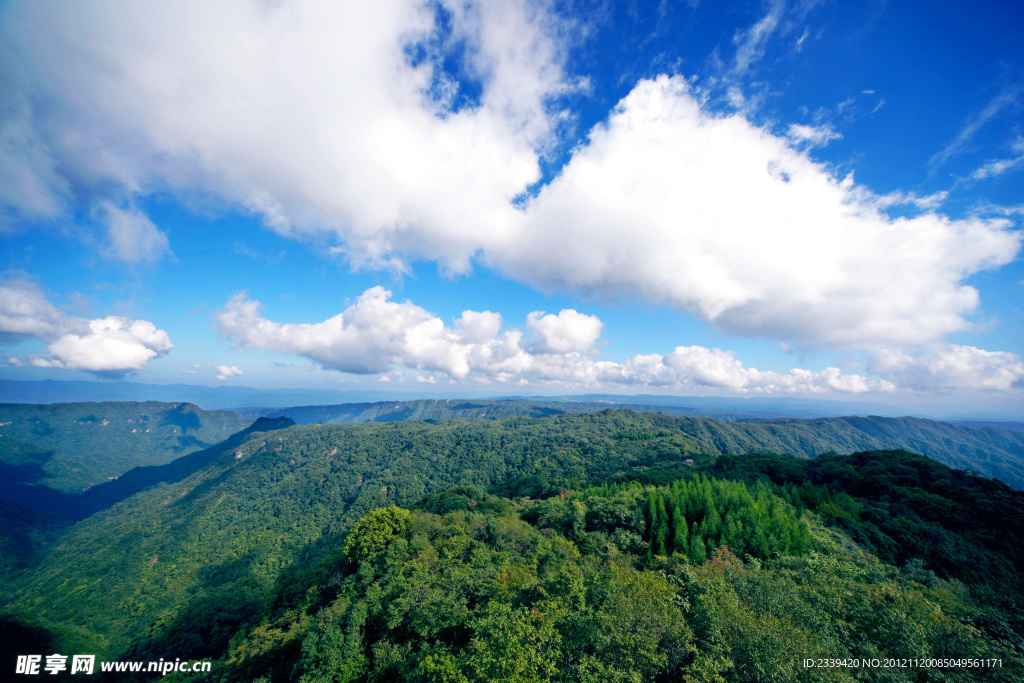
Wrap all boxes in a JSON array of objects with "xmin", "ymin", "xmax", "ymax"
[
  {"xmin": 0, "ymin": 0, "xmax": 564, "ymax": 270},
  {"xmin": 494, "ymin": 76, "xmax": 1021, "ymax": 349}
]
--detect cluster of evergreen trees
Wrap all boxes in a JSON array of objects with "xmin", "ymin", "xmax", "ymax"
[{"xmin": 641, "ymin": 477, "xmax": 811, "ymax": 563}]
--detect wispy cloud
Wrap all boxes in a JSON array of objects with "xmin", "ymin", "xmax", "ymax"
[
  {"xmin": 787, "ymin": 122, "xmax": 842, "ymax": 148},
  {"xmin": 929, "ymin": 84, "xmax": 1022, "ymax": 173},
  {"xmin": 95, "ymin": 202, "xmax": 172, "ymax": 264},
  {"xmin": 230, "ymin": 242, "xmax": 285, "ymax": 266},
  {"xmin": 969, "ymin": 137, "xmax": 1024, "ymax": 181},
  {"xmin": 731, "ymin": 0, "xmax": 786, "ymax": 78}
]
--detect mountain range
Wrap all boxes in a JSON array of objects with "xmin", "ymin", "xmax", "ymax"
[
  {"xmin": 3, "ymin": 400, "xmax": 1024, "ymax": 680},
  {"xmin": 2, "ymin": 407, "xmax": 1021, "ymax": 681}
]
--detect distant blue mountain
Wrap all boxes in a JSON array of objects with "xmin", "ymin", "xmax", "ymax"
[
  {"xmin": 0, "ymin": 379, "xmax": 1020, "ymax": 423},
  {"xmin": 0, "ymin": 379, "xmax": 425, "ymax": 409}
]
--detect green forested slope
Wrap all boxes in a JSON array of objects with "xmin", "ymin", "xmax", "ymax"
[
  {"xmin": 0, "ymin": 402, "xmax": 249, "ymax": 492},
  {"xmin": 3, "ymin": 409, "xmax": 1023, "ymax": 682},
  {"xmin": 2, "ymin": 411, "xmax": 708, "ymax": 660},
  {"xmin": 190, "ymin": 482, "xmax": 1020, "ymax": 683},
  {"xmin": 744, "ymin": 416, "xmax": 1024, "ymax": 488},
  {"xmin": 263, "ymin": 402, "xmax": 1024, "ymax": 489}
]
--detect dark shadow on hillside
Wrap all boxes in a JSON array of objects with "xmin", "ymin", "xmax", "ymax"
[
  {"xmin": 171, "ymin": 434, "xmax": 207, "ymax": 453},
  {"xmin": 0, "ymin": 469, "xmax": 76, "ymax": 518},
  {"xmin": 118, "ymin": 552, "xmax": 266, "ymax": 670},
  {"xmin": 528, "ymin": 406, "xmax": 564, "ymax": 417},
  {"xmin": 376, "ymin": 407, "xmax": 412, "ymax": 421},
  {"xmin": 0, "ymin": 417, "xmax": 295, "ymax": 523},
  {"xmin": 74, "ymin": 417, "xmax": 295, "ymax": 520},
  {"xmin": 0, "ymin": 615, "xmax": 57, "ymax": 676},
  {"xmin": 160, "ymin": 406, "xmax": 202, "ymax": 432},
  {"xmin": 0, "ymin": 460, "xmax": 48, "ymax": 484},
  {"xmin": 30, "ymin": 423, "xmax": 55, "ymax": 437},
  {"xmin": 120, "ymin": 526, "xmax": 357, "ymax": 683},
  {"xmin": 0, "ymin": 499, "xmax": 71, "ymax": 573}
]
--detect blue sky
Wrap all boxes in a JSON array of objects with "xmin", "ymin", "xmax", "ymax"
[{"xmin": 0, "ymin": 0, "xmax": 1022, "ymax": 414}]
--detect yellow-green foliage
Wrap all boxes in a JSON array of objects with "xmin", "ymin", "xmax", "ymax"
[{"xmin": 343, "ymin": 505, "xmax": 411, "ymax": 562}]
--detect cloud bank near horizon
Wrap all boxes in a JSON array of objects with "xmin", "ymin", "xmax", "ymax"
[{"xmin": 214, "ymin": 287, "xmax": 1024, "ymax": 393}]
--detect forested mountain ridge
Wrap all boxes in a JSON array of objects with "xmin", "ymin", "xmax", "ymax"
[
  {"xmin": 256, "ymin": 401, "xmax": 1024, "ymax": 489},
  {"xmin": 0, "ymin": 402, "xmax": 249, "ymax": 492},
  {"xmin": 683, "ymin": 414, "xmax": 1024, "ymax": 489},
  {"xmin": 253, "ymin": 398, "xmax": 765, "ymax": 424},
  {"xmin": 2, "ymin": 409, "xmax": 1022, "ymax": 682}
]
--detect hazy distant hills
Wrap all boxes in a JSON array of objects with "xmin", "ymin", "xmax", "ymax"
[
  {"xmin": 0, "ymin": 402, "xmax": 248, "ymax": 493},
  {"xmin": 0, "ymin": 379, "xmax": 404, "ymax": 410},
  {"xmin": 3, "ymin": 379, "xmax": 1022, "ymax": 423},
  {"xmin": 951, "ymin": 420, "xmax": 1024, "ymax": 433},
  {"xmin": 253, "ymin": 398, "xmax": 768, "ymax": 424}
]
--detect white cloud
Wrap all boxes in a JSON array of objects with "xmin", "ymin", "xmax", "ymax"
[
  {"xmin": 526, "ymin": 309, "xmax": 603, "ymax": 353},
  {"xmin": 215, "ymin": 286, "xmax": 505, "ymax": 379},
  {"xmin": 96, "ymin": 202, "xmax": 171, "ymax": 263},
  {"xmin": 970, "ymin": 137, "xmax": 1024, "ymax": 181},
  {"xmin": 214, "ymin": 287, "xmax": 888, "ymax": 394},
  {"xmin": 0, "ymin": 277, "xmax": 65, "ymax": 340},
  {"xmin": 870, "ymin": 344, "xmax": 1024, "ymax": 391},
  {"xmin": 454, "ymin": 310, "xmax": 504, "ymax": 345},
  {"xmin": 604, "ymin": 346, "xmax": 891, "ymax": 394},
  {"xmin": 929, "ymin": 85, "xmax": 1021, "ymax": 172},
  {"xmin": 1, "ymin": 2, "xmax": 1019, "ymax": 365},
  {"xmin": 0, "ymin": 277, "xmax": 172, "ymax": 375},
  {"xmin": 45, "ymin": 317, "xmax": 173, "ymax": 375},
  {"xmin": 215, "ymin": 365, "xmax": 243, "ymax": 380},
  {"xmin": 787, "ymin": 123, "xmax": 842, "ymax": 148},
  {"xmin": 494, "ymin": 76, "xmax": 1021, "ymax": 349},
  {"xmin": 0, "ymin": 0, "xmax": 567, "ymax": 271}
]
